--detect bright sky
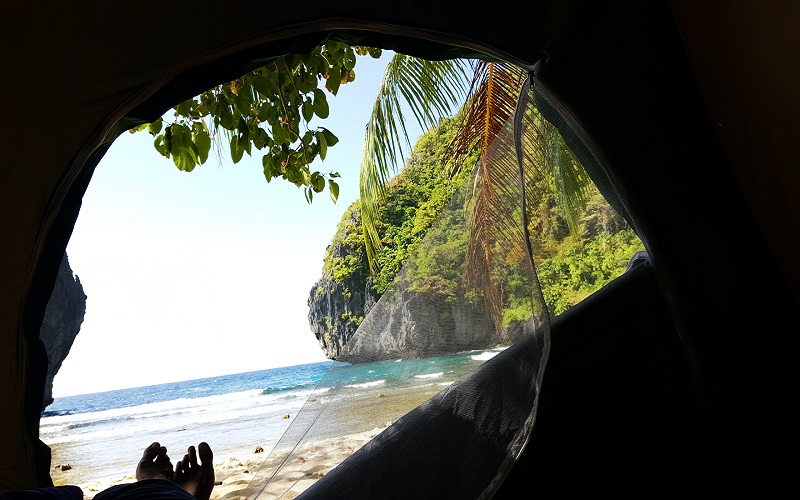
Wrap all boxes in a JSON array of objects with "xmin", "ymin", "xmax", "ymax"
[{"xmin": 55, "ymin": 53, "xmax": 424, "ymax": 397}]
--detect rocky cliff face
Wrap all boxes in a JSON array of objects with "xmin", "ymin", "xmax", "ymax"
[
  {"xmin": 336, "ymin": 270, "xmax": 507, "ymax": 363},
  {"xmin": 307, "ymin": 237, "xmax": 378, "ymax": 359},
  {"xmin": 308, "ymin": 264, "xmax": 521, "ymax": 363},
  {"xmin": 39, "ymin": 253, "xmax": 86, "ymax": 409},
  {"xmin": 307, "ymin": 117, "xmax": 526, "ymax": 362}
]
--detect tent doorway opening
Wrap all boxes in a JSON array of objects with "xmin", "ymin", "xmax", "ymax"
[{"xmin": 38, "ymin": 48, "xmax": 643, "ymax": 499}]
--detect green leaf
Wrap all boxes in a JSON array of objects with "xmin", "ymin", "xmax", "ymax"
[
  {"xmin": 262, "ymin": 154, "xmax": 275, "ymax": 181},
  {"xmin": 313, "ymin": 89, "xmax": 329, "ymax": 118},
  {"xmin": 304, "ymin": 187, "xmax": 313, "ymax": 204},
  {"xmin": 344, "ymin": 50, "xmax": 357, "ymax": 70},
  {"xmin": 327, "ymin": 66, "xmax": 341, "ymax": 95},
  {"xmin": 328, "ymin": 179, "xmax": 340, "ymax": 203},
  {"xmin": 194, "ymin": 127, "xmax": 211, "ymax": 164},
  {"xmin": 174, "ymin": 148, "xmax": 196, "ymax": 172},
  {"xmin": 295, "ymin": 68, "xmax": 314, "ymax": 94},
  {"xmin": 175, "ymin": 100, "xmax": 191, "ymax": 117},
  {"xmin": 164, "ymin": 126, "xmax": 174, "ymax": 154},
  {"xmin": 219, "ymin": 104, "xmax": 234, "ymax": 130},
  {"xmin": 234, "ymin": 94, "xmax": 251, "ymax": 115},
  {"xmin": 302, "ymin": 98, "xmax": 313, "ymax": 122},
  {"xmin": 253, "ymin": 127, "xmax": 270, "ymax": 149},
  {"xmin": 168, "ymin": 124, "xmax": 185, "ymax": 154},
  {"xmin": 311, "ymin": 171, "xmax": 325, "ymax": 192},
  {"xmin": 147, "ymin": 118, "xmax": 163, "ymax": 135},
  {"xmin": 153, "ymin": 135, "xmax": 168, "ymax": 157},
  {"xmin": 320, "ymin": 127, "xmax": 338, "ymax": 146},
  {"xmin": 186, "ymin": 140, "xmax": 199, "ymax": 164},
  {"xmin": 318, "ymin": 132, "xmax": 328, "ymax": 160},
  {"xmin": 257, "ymin": 101, "xmax": 271, "ymax": 122},
  {"xmin": 230, "ymin": 135, "xmax": 244, "ymax": 163},
  {"xmin": 237, "ymin": 116, "xmax": 249, "ymax": 135},
  {"xmin": 273, "ymin": 123, "xmax": 288, "ymax": 145}
]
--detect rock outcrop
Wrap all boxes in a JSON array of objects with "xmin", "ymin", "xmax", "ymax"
[
  {"xmin": 307, "ymin": 117, "xmax": 529, "ymax": 362},
  {"xmin": 336, "ymin": 270, "xmax": 507, "ymax": 363},
  {"xmin": 309, "ymin": 266, "xmax": 525, "ymax": 363},
  {"xmin": 307, "ymin": 233, "xmax": 378, "ymax": 359},
  {"xmin": 39, "ymin": 253, "xmax": 86, "ymax": 409}
]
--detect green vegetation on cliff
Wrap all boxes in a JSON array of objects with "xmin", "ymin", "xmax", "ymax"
[{"xmin": 319, "ymin": 116, "xmax": 643, "ymax": 321}]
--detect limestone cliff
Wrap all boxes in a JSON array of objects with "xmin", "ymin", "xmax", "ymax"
[
  {"xmin": 40, "ymin": 253, "xmax": 86, "ymax": 409},
  {"xmin": 307, "ymin": 207, "xmax": 378, "ymax": 359},
  {"xmin": 336, "ymin": 269, "xmax": 508, "ymax": 363},
  {"xmin": 307, "ymin": 118, "xmax": 517, "ymax": 362}
]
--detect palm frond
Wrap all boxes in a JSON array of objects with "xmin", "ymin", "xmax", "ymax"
[
  {"xmin": 528, "ymin": 114, "xmax": 593, "ymax": 235},
  {"xmin": 359, "ymin": 54, "xmax": 469, "ymax": 272},
  {"xmin": 453, "ymin": 62, "xmax": 528, "ymax": 326},
  {"xmin": 449, "ymin": 61, "xmax": 527, "ymax": 175}
]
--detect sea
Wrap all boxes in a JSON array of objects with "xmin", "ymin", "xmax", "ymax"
[{"xmin": 41, "ymin": 349, "xmax": 501, "ymax": 486}]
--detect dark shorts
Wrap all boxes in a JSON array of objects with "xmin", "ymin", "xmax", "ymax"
[{"xmin": 93, "ymin": 480, "xmax": 194, "ymax": 500}]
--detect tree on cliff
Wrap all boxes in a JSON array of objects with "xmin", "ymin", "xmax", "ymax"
[
  {"xmin": 310, "ymin": 117, "xmax": 642, "ymax": 356},
  {"xmin": 358, "ymin": 58, "xmax": 595, "ymax": 325}
]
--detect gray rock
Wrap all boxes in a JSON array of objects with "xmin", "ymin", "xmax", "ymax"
[
  {"xmin": 337, "ymin": 269, "xmax": 510, "ymax": 363},
  {"xmin": 39, "ymin": 253, "xmax": 86, "ymax": 409}
]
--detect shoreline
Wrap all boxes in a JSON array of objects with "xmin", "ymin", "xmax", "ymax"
[{"xmin": 53, "ymin": 427, "xmax": 385, "ymax": 499}]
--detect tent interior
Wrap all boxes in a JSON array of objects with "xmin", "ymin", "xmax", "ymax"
[{"xmin": 2, "ymin": 0, "xmax": 798, "ymax": 497}]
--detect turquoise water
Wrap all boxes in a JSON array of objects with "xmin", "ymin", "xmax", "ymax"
[{"xmin": 42, "ymin": 349, "xmax": 501, "ymax": 485}]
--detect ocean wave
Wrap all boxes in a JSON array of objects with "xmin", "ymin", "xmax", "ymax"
[
  {"xmin": 345, "ymin": 380, "xmax": 386, "ymax": 389},
  {"xmin": 41, "ymin": 409, "xmax": 73, "ymax": 418},
  {"xmin": 471, "ymin": 351, "xmax": 500, "ymax": 361},
  {"xmin": 414, "ymin": 372, "xmax": 444, "ymax": 380},
  {"xmin": 260, "ymin": 380, "xmax": 319, "ymax": 395}
]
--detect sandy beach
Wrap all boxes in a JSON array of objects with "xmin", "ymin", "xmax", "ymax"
[
  {"xmin": 52, "ymin": 426, "xmax": 384, "ymax": 499},
  {"xmin": 43, "ymin": 351, "xmax": 494, "ymax": 499}
]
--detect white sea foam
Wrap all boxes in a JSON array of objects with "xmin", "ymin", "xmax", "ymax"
[
  {"xmin": 414, "ymin": 372, "xmax": 444, "ymax": 380},
  {"xmin": 345, "ymin": 380, "xmax": 386, "ymax": 389},
  {"xmin": 39, "ymin": 387, "xmax": 314, "ymax": 445},
  {"xmin": 471, "ymin": 351, "xmax": 499, "ymax": 361}
]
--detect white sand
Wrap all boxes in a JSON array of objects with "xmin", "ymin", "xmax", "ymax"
[{"xmin": 55, "ymin": 427, "xmax": 384, "ymax": 500}]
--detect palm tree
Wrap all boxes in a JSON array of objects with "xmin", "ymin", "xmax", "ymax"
[{"xmin": 358, "ymin": 55, "xmax": 593, "ymax": 326}]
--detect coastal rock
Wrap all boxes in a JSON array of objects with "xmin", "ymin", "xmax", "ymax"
[
  {"xmin": 40, "ymin": 253, "xmax": 87, "ymax": 409},
  {"xmin": 336, "ymin": 269, "xmax": 512, "ymax": 364},
  {"xmin": 309, "ymin": 262, "xmax": 522, "ymax": 364},
  {"xmin": 307, "ymin": 118, "xmax": 528, "ymax": 363},
  {"xmin": 307, "ymin": 222, "xmax": 377, "ymax": 359}
]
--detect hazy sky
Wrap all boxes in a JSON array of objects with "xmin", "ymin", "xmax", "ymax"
[{"xmin": 56, "ymin": 53, "xmax": 425, "ymax": 397}]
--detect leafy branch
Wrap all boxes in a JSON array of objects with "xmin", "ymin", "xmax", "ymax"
[{"xmin": 131, "ymin": 42, "xmax": 382, "ymax": 203}]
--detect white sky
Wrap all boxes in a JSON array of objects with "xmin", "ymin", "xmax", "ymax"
[{"xmin": 55, "ymin": 53, "xmax": 424, "ymax": 397}]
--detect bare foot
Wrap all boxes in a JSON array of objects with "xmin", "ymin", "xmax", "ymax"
[
  {"xmin": 174, "ymin": 442, "xmax": 215, "ymax": 500},
  {"xmin": 136, "ymin": 442, "xmax": 174, "ymax": 481}
]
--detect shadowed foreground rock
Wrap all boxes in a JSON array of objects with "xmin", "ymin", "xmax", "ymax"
[{"xmin": 40, "ymin": 253, "xmax": 86, "ymax": 409}]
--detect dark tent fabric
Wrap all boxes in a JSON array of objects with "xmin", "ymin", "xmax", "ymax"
[{"xmin": 1, "ymin": 0, "xmax": 797, "ymax": 495}]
